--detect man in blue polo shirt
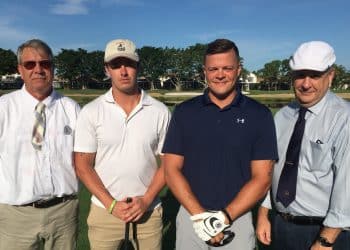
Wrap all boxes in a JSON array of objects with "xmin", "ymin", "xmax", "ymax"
[{"xmin": 163, "ymin": 38, "xmax": 278, "ymax": 249}]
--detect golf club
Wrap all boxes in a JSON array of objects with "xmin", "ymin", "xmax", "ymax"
[{"xmin": 118, "ymin": 197, "xmax": 135, "ymax": 250}]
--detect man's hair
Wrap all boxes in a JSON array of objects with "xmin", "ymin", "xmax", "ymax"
[
  {"xmin": 17, "ymin": 39, "xmax": 53, "ymax": 64},
  {"xmin": 205, "ymin": 38, "xmax": 240, "ymax": 62}
]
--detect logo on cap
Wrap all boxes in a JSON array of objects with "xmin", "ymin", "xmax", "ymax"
[{"xmin": 117, "ymin": 43, "xmax": 126, "ymax": 52}]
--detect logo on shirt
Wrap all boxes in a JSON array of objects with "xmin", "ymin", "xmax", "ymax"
[
  {"xmin": 64, "ymin": 125, "xmax": 72, "ymax": 135},
  {"xmin": 236, "ymin": 118, "xmax": 245, "ymax": 124},
  {"xmin": 316, "ymin": 139, "xmax": 323, "ymax": 144}
]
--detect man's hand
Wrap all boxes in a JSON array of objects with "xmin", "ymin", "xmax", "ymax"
[
  {"xmin": 124, "ymin": 196, "xmax": 151, "ymax": 222},
  {"xmin": 256, "ymin": 206, "xmax": 272, "ymax": 245},
  {"xmin": 190, "ymin": 211, "xmax": 230, "ymax": 241},
  {"xmin": 111, "ymin": 199, "xmax": 133, "ymax": 221}
]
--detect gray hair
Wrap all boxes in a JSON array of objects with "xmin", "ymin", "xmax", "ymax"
[{"xmin": 17, "ymin": 39, "xmax": 54, "ymax": 64}]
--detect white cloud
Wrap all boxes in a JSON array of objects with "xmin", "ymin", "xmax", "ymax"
[
  {"xmin": 190, "ymin": 30, "xmax": 238, "ymax": 43},
  {"xmin": 50, "ymin": 0, "xmax": 90, "ymax": 15},
  {"xmin": 50, "ymin": 0, "xmax": 144, "ymax": 15},
  {"xmin": 0, "ymin": 17, "xmax": 41, "ymax": 50},
  {"xmin": 53, "ymin": 42, "xmax": 96, "ymax": 54},
  {"xmin": 100, "ymin": 0, "xmax": 144, "ymax": 7}
]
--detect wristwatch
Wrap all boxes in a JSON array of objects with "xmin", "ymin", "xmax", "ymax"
[{"xmin": 317, "ymin": 236, "xmax": 334, "ymax": 247}]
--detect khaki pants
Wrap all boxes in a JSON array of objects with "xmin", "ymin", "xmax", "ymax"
[
  {"xmin": 0, "ymin": 199, "xmax": 78, "ymax": 250},
  {"xmin": 87, "ymin": 203, "xmax": 163, "ymax": 250}
]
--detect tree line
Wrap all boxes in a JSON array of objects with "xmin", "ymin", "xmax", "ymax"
[{"xmin": 1, "ymin": 45, "xmax": 349, "ymax": 90}]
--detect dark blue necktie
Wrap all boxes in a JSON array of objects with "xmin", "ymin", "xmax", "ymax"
[{"xmin": 276, "ymin": 107, "xmax": 308, "ymax": 207}]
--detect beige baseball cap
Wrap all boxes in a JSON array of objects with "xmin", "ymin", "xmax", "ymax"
[
  {"xmin": 104, "ymin": 39, "xmax": 139, "ymax": 63},
  {"xmin": 289, "ymin": 41, "xmax": 336, "ymax": 72}
]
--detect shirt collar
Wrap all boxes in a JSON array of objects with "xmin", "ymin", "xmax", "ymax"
[
  {"xmin": 294, "ymin": 90, "xmax": 330, "ymax": 117},
  {"xmin": 21, "ymin": 84, "xmax": 57, "ymax": 111},
  {"xmin": 306, "ymin": 90, "xmax": 329, "ymax": 116},
  {"xmin": 104, "ymin": 88, "xmax": 152, "ymax": 107},
  {"xmin": 201, "ymin": 88, "xmax": 243, "ymax": 108}
]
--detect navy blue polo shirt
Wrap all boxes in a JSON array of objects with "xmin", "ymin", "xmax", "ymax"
[{"xmin": 162, "ymin": 90, "xmax": 278, "ymax": 210}]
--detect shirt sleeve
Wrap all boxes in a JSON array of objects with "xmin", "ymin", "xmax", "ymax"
[
  {"xmin": 161, "ymin": 106, "xmax": 184, "ymax": 156},
  {"xmin": 0, "ymin": 101, "xmax": 4, "ymax": 139},
  {"xmin": 0, "ymin": 100, "xmax": 4, "ymax": 151},
  {"xmin": 323, "ymin": 113, "xmax": 350, "ymax": 228},
  {"xmin": 252, "ymin": 109, "xmax": 279, "ymax": 161},
  {"xmin": 261, "ymin": 190, "xmax": 273, "ymax": 209},
  {"xmin": 73, "ymin": 105, "xmax": 97, "ymax": 153},
  {"xmin": 156, "ymin": 107, "xmax": 171, "ymax": 156}
]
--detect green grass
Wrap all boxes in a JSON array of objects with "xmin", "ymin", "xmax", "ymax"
[{"xmin": 77, "ymin": 185, "xmax": 91, "ymax": 250}]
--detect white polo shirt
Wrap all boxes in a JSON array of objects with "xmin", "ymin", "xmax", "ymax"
[
  {"xmin": 0, "ymin": 86, "xmax": 80, "ymax": 205},
  {"xmin": 74, "ymin": 89, "xmax": 170, "ymax": 209}
]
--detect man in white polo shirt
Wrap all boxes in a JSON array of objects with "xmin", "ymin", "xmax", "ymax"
[
  {"xmin": 0, "ymin": 39, "xmax": 80, "ymax": 249},
  {"xmin": 74, "ymin": 38, "xmax": 171, "ymax": 250}
]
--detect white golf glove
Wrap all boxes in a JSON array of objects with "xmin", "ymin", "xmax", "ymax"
[{"xmin": 190, "ymin": 211, "xmax": 230, "ymax": 241}]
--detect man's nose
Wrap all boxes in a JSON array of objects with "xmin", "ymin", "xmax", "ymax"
[
  {"xmin": 120, "ymin": 65, "xmax": 128, "ymax": 75},
  {"xmin": 301, "ymin": 76, "xmax": 312, "ymax": 87},
  {"xmin": 33, "ymin": 62, "xmax": 45, "ymax": 72},
  {"xmin": 216, "ymin": 68, "xmax": 225, "ymax": 78}
]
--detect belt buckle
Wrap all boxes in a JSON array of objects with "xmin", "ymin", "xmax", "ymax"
[
  {"xmin": 36, "ymin": 196, "xmax": 59, "ymax": 207},
  {"xmin": 281, "ymin": 212, "xmax": 294, "ymax": 221}
]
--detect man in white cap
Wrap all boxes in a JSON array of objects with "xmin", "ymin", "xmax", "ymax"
[
  {"xmin": 256, "ymin": 41, "xmax": 350, "ymax": 249},
  {"xmin": 74, "ymin": 39, "xmax": 171, "ymax": 249}
]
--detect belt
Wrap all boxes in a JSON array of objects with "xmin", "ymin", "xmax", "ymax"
[
  {"xmin": 21, "ymin": 195, "xmax": 77, "ymax": 208},
  {"xmin": 277, "ymin": 211, "xmax": 324, "ymax": 225}
]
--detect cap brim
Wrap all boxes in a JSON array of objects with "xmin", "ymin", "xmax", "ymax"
[{"xmin": 104, "ymin": 54, "xmax": 139, "ymax": 63}]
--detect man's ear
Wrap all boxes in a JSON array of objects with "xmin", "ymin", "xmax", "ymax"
[
  {"xmin": 328, "ymin": 68, "xmax": 335, "ymax": 87},
  {"xmin": 237, "ymin": 63, "xmax": 242, "ymax": 76},
  {"xmin": 104, "ymin": 66, "xmax": 110, "ymax": 78},
  {"xmin": 17, "ymin": 65, "xmax": 24, "ymax": 80},
  {"xmin": 202, "ymin": 65, "xmax": 206, "ymax": 77}
]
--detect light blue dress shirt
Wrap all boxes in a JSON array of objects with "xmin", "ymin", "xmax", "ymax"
[{"xmin": 262, "ymin": 91, "xmax": 350, "ymax": 228}]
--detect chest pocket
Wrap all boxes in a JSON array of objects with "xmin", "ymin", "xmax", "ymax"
[
  {"xmin": 304, "ymin": 139, "xmax": 333, "ymax": 174},
  {"xmin": 48, "ymin": 123, "xmax": 74, "ymax": 166}
]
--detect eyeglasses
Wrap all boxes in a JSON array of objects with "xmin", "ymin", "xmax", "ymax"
[
  {"xmin": 107, "ymin": 58, "xmax": 138, "ymax": 70},
  {"xmin": 22, "ymin": 60, "xmax": 52, "ymax": 70}
]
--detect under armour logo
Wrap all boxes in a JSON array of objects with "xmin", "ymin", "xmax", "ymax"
[{"xmin": 236, "ymin": 118, "xmax": 245, "ymax": 124}]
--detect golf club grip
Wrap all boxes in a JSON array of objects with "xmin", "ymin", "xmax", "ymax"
[
  {"xmin": 124, "ymin": 197, "xmax": 132, "ymax": 242},
  {"xmin": 125, "ymin": 222, "xmax": 130, "ymax": 240}
]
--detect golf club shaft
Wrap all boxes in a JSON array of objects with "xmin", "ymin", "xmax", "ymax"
[{"xmin": 124, "ymin": 197, "xmax": 132, "ymax": 250}]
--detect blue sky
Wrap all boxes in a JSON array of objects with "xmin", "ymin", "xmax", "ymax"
[{"xmin": 1, "ymin": 0, "xmax": 349, "ymax": 71}]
